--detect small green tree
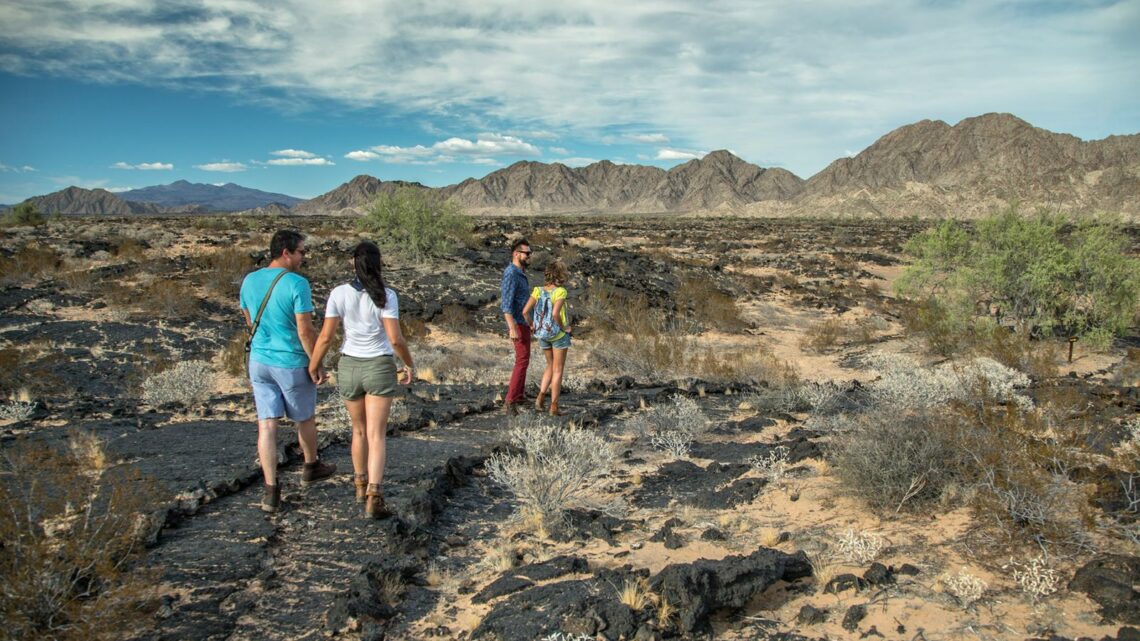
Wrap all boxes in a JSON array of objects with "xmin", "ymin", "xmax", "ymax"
[
  {"xmin": 897, "ymin": 208, "xmax": 1140, "ymax": 347},
  {"xmin": 1, "ymin": 203, "xmax": 45, "ymax": 227},
  {"xmin": 356, "ymin": 188, "xmax": 471, "ymax": 263}
]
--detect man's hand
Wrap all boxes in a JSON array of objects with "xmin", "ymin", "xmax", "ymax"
[
  {"xmin": 508, "ymin": 326, "xmax": 518, "ymax": 340},
  {"xmin": 308, "ymin": 364, "xmax": 327, "ymax": 385}
]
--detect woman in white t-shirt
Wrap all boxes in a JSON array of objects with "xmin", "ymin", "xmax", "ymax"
[{"xmin": 310, "ymin": 241, "xmax": 414, "ymax": 519}]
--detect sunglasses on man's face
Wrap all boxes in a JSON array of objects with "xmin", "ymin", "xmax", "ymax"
[
  {"xmin": 517, "ymin": 249, "xmax": 532, "ymax": 256},
  {"xmin": 295, "ymin": 248, "xmax": 308, "ymax": 256}
]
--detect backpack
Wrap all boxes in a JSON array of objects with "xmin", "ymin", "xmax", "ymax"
[{"xmin": 532, "ymin": 288, "xmax": 561, "ymax": 341}]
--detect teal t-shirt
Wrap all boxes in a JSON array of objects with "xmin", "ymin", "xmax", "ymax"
[{"xmin": 239, "ymin": 268, "xmax": 314, "ymax": 368}]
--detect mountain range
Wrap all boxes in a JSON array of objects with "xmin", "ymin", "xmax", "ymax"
[{"xmin": 14, "ymin": 113, "xmax": 1140, "ymax": 218}]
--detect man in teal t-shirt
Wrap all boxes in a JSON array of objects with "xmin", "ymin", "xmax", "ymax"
[{"xmin": 239, "ymin": 229, "xmax": 335, "ymax": 512}]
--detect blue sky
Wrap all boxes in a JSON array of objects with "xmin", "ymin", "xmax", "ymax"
[{"xmin": 1, "ymin": 0, "xmax": 1137, "ymax": 203}]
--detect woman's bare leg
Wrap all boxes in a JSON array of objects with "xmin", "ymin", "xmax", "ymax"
[
  {"xmin": 549, "ymin": 347, "xmax": 568, "ymax": 411},
  {"xmin": 365, "ymin": 395, "xmax": 393, "ymax": 485},
  {"xmin": 536, "ymin": 348, "xmax": 554, "ymax": 409},
  {"xmin": 345, "ymin": 397, "xmax": 368, "ymax": 478}
]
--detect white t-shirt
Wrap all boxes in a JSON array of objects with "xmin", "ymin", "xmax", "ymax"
[{"xmin": 324, "ymin": 283, "xmax": 399, "ymax": 358}]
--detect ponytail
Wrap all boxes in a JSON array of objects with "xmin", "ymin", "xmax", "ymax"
[{"xmin": 352, "ymin": 241, "xmax": 387, "ymax": 308}]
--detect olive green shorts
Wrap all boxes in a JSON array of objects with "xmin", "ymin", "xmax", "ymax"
[{"xmin": 337, "ymin": 354, "xmax": 397, "ymax": 400}]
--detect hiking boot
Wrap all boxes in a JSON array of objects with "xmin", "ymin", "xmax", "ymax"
[
  {"xmin": 301, "ymin": 459, "xmax": 337, "ymax": 486},
  {"xmin": 535, "ymin": 394, "xmax": 546, "ymax": 412},
  {"xmin": 364, "ymin": 483, "xmax": 393, "ymax": 520},
  {"xmin": 354, "ymin": 474, "xmax": 368, "ymax": 503},
  {"xmin": 261, "ymin": 484, "xmax": 281, "ymax": 513},
  {"xmin": 549, "ymin": 402, "xmax": 564, "ymax": 417},
  {"xmin": 504, "ymin": 402, "xmax": 519, "ymax": 417}
]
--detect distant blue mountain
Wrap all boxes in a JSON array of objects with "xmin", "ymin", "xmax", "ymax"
[{"xmin": 120, "ymin": 180, "xmax": 302, "ymax": 212}]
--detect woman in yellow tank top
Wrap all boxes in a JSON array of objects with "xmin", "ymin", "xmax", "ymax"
[{"xmin": 522, "ymin": 261, "xmax": 572, "ymax": 416}]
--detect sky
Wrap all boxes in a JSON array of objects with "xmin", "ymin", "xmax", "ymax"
[{"xmin": 0, "ymin": 0, "xmax": 1137, "ymax": 203}]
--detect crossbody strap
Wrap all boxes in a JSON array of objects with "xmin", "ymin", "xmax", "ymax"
[{"xmin": 245, "ymin": 270, "xmax": 289, "ymax": 353}]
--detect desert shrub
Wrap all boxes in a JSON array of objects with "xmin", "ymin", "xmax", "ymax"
[
  {"xmin": 830, "ymin": 411, "xmax": 962, "ymax": 512},
  {"xmin": 0, "ymin": 435, "xmax": 164, "ymax": 641},
  {"xmin": 357, "ymin": 187, "xmax": 472, "ymax": 263},
  {"xmin": 219, "ymin": 332, "xmax": 249, "ymax": 378},
  {"xmin": 435, "ymin": 303, "xmax": 472, "ymax": 331},
  {"xmin": 674, "ymin": 275, "xmax": 746, "ymax": 333},
  {"xmin": 864, "ymin": 353, "xmax": 1032, "ymax": 412},
  {"xmin": 485, "ymin": 415, "xmax": 615, "ymax": 526},
  {"xmin": 1, "ymin": 202, "xmax": 45, "ymax": 227},
  {"xmin": 592, "ymin": 333, "xmax": 795, "ymax": 384},
  {"xmin": 108, "ymin": 235, "xmax": 147, "ymax": 261},
  {"xmin": 800, "ymin": 318, "xmax": 844, "ymax": 353},
  {"xmin": 897, "ymin": 209, "xmax": 1140, "ymax": 345},
  {"xmin": 136, "ymin": 279, "xmax": 202, "ymax": 319},
  {"xmin": 0, "ymin": 400, "xmax": 36, "ymax": 421},
  {"xmin": 198, "ymin": 247, "xmax": 254, "ymax": 296},
  {"xmin": 627, "ymin": 396, "xmax": 708, "ymax": 458},
  {"xmin": 141, "ymin": 360, "xmax": 214, "ymax": 407},
  {"xmin": 748, "ymin": 445, "xmax": 790, "ymax": 484},
  {"xmin": 0, "ymin": 245, "xmax": 63, "ymax": 285}
]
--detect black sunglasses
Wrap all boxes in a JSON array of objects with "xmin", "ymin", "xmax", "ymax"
[{"xmin": 517, "ymin": 249, "xmax": 532, "ymax": 256}]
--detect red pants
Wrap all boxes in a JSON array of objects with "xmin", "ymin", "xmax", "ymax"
[{"xmin": 506, "ymin": 324, "xmax": 531, "ymax": 405}]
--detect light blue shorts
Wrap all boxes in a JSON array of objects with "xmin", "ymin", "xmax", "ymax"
[
  {"xmin": 538, "ymin": 332, "xmax": 571, "ymax": 350},
  {"xmin": 249, "ymin": 360, "xmax": 317, "ymax": 421}
]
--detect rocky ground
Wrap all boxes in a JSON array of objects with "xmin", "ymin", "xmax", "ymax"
[{"xmin": 1, "ymin": 215, "xmax": 1138, "ymax": 641}]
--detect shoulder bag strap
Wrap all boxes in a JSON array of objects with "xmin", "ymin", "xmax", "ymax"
[{"xmin": 245, "ymin": 270, "xmax": 289, "ymax": 353}]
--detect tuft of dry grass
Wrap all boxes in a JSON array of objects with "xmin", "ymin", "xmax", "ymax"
[
  {"xmin": 800, "ymin": 318, "xmax": 845, "ymax": 353},
  {"xmin": 0, "ymin": 245, "xmax": 63, "ymax": 285},
  {"xmin": 617, "ymin": 576, "xmax": 651, "ymax": 611}
]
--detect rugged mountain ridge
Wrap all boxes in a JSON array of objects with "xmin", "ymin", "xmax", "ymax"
[
  {"xmin": 290, "ymin": 176, "xmax": 429, "ymax": 215},
  {"xmin": 122, "ymin": 180, "xmax": 302, "ymax": 211},
  {"xmin": 16, "ymin": 113, "xmax": 1140, "ymax": 218}
]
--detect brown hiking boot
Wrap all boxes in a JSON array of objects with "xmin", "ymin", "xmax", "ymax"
[
  {"xmin": 505, "ymin": 402, "xmax": 519, "ymax": 416},
  {"xmin": 301, "ymin": 459, "xmax": 337, "ymax": 487},
  {"xmin": 354, "ymin": 474, "xmax": 368, "ymax": 503},
  {"xmin": 549, "ymin": 402, "xmax": 564, "ymax": 416},
  {"xmin": 261, "ymin": 484, "xmax": 281, "ymax": 513},
  {"xmin": 364, "ymin": 483, "xmax": 393, "ymax": 520}
]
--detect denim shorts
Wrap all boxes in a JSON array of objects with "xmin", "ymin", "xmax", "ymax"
[
  {"xmin": 249, "ymin": 360, "xmax": 317, "ymax": 421},
  {"xmin": 538, "ymin": 332, "xmax": 571, "ymax": 350},
  {"xmin": 337, "ymin": 354, "xmax": 397, "ymax": 400}
]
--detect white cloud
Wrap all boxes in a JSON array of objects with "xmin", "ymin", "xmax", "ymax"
[
  {"xmin": 107, "ymin": 186, "xmax": 133, "ymax": 192},
  {"xmin": 266, "ymin": 157, "xmax": 334, "ymax": 166},
  {"xmin": 195, "ymin": 162, "xmax": 247, "ymax": 172},
  {"xmin": 345, "ymin": 150, "xmax": 380, "ymax": 161},
  {"xmin": 112, "ymin": 161, "xmax": 173, "ymax": 170},
  {"xmin": 656, "ymin": 148, "xmax": 705, "ymax": 161},
  {"xmin": 7, "ymin": 2, "xmax": 1134, "ymax": 175},
  {"xmin": 433, "ymin": 133, "xmax": 539, "ymax": 156},
  {"xmin": 628, "ymin": 133, "xmax": 670, "ymax": 144},
  {"xmin": 558, "ymin": 157, "xmax": 600, "ymax": 167},
  {"xmin": 270, "ymin": 149, "xmax": 317, "ymax": 158},
  {"xmin": 548, "ymin": 146, "xmax": 570, "ymax": 155},
  {"xmin": 0, "ymin": 163, "xmax": 37, "ymax": 173}
]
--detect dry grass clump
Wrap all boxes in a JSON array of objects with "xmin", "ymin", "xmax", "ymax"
[
  {"xmin": 800, "ymin": 318, "xmax": 844, "ymax": 353},
  {"xmin": 219, "ymin": 332, "xmax": 249, "ymax": 378},
  {"xmin": 485, "ymin": 414, "xmax": 615, "ymax": 529},
  {"xmin": 0, "ymin": 435, "xmax": 165, "ymax": 640},
  {"xmin": 674, "ymin": 275, "xmax": 747, "ymax": 333},
  {"xmin": 592, "ymin": 333, "xmax": 793, "ymax": 383},
  {"xmin": 0, "ymin": 245, "xmax": 63, "ymax": 285}
]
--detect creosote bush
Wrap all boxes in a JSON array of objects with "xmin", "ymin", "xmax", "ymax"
[
  {"xmin": 357, "ymin": 187, "xmax": 472, "ymax": 263},
  {"xmin": 0, "ymin": 434, "xmax": 164, "ymax": 641},
  {"xmin": 141, "ymin": 360, "xmax": 214, "ymax": 407},
  {"xmin": 486, "ymin": 415, "xmax": 615, "ymax": 527},
  {"xmin": 1, "ymin": 202, "xmax": 46, "ymax": 227}
]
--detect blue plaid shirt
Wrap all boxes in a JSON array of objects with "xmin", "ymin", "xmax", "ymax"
[{"xmin": 500, "ymin": 263, "xmax": 531, "ymax": 325}]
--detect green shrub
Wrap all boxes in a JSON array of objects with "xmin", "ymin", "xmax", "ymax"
[
  {"xmin": 1, "ymin": 203, "xmax": 45, "ymax": 227},
  {"xmin": 357, "ymin": 187, "xmax": 472, "ymax": 263},
  {"xmin": 896, "ymin": 209, "xmax": 1140, "ymax": 345}
]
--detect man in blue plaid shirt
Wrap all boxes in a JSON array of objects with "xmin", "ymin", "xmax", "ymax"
[{"xmin": 501, "ymin": 238, "xmax": 532, "ymax": 414}]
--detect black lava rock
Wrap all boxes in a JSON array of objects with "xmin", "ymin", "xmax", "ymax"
[
  {"xmin": 1069, "ymin": 555, "xmax": 1140, "ymax": 624},
  {"xmin": 842, "ymin": 604, "xmax": 867, "ymax": 632}
]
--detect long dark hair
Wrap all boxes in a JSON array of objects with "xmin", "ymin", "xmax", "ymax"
[{"xmin": 353, "ymin": 241, "xmax": 387, "ymax": 308}]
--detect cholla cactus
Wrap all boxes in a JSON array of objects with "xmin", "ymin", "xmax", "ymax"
[
  {"xmin": 1004, "ymin": 555, "xmax": 1060, "ymax": 601},
  {"xmin": 836, "ymin": 528, "xmax": 886, "ymax": 565},
  {"xmin": 942, "ymin": 569, "xmax": 987, "ymax": 608}
]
